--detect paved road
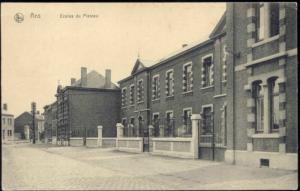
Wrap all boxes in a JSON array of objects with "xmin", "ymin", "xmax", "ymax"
[{"xmin": 2, "ymin": 143, "xmax": 298, "ymax": 190}]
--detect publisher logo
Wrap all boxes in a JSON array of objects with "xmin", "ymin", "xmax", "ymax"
[{"xmin": 14, "ymin": 13, "xmax": 24, "ymax": 23}]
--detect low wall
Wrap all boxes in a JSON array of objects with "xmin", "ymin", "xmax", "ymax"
[
  {"xmin": 225, "ymin": 150, "xmax": 298, "ymax": 171},
  {"xmin": 117, "ymin": 137, "xmax": 143, "ymax": 153},
  {"xmin": 151, "ymin": 137, "xmax": 194, "ymax": 159},
  {"xmin": 102, "ymin": 138, "xmax": 117, "ymax": 148},
  {"xmin": 70, "ymin": 137, "xmax": 83, "ymax": 147},
  {"xmin": 86, "ymin": 137, "xmax": 98, "ymax": 147}
]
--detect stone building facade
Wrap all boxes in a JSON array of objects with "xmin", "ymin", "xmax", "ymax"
[{"xmin": 225, "ymin": 2, "xmax": 297, "ymax": 170}]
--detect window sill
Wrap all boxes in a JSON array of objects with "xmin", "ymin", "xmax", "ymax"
[
  {"xmin": 213, "ymin": 94, "xmax": 227, "ymax": 98},
  {"xmin": 201, "ymin": 85, "xmax": 214, "ymax": 90},
  {"xmin": 251, "ymin": 133, "xmax": 280, "ymax": 139},
  {"xmin": 182, "ymin": 91, "xmax": 193, "ymax": 96},
  {"xmin": 251, "ymin": 35, "xmax": 280, "ymax": 48},
  {"xmin": 152, "ymin": 99, "xmax": 160, "ymax": 104},
  {"xmin": 137, "ymin": 101, "xmax": 144, "ymax": 104},
  {"xmin": 165, "ymin": 96, "xmax": 175, "ymax": 101}
]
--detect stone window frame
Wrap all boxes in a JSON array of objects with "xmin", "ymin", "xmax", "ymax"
[
  {"xmin": 152, "ymin": 74, "xmax": 160, "ymax": 101},
  {"xmin": 245, "ymin": 69, "xmax": 285, "ymax": 137},
  {"xmin": 201, "ymin": 54, "xmax": 214, "ymax": 88},
  {"xmin": 165, "ymin": 69, "xmax": 175, "ymax": 97},
  {"xmin": 137, "ymin": 79, "xmax": 144, "ymax": 103},
  {"xmin": 253, "ymin": 3, "xmax": 280, "ymax": 43},
  {"xmin": 182, "ymin": 62, "xmax": 193, "ymax": 93},
  {"xmin": 129, "ymin": 84, "xmax": 135, "ymax": 106},
  {"xmin": 222, "ymin": 44, "xmax": 228, "ymax": 83},
  {"xmin": 121, "ymin": 87, "xmax": 127, "ymax": 107}
]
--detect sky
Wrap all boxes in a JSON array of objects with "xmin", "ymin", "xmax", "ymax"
[{"xmin": 1, "ymin": 3, "xmax": 226, "ymax": 117}]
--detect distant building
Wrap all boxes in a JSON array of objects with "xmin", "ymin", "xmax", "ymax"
[
  {"xmin": 1, "ymin": 103, "xmax": 14, "ymax": 143},
  {"xmin": 14, "ymin": 111, "xmax": 45, "ymax": 142},
  {"xmin": 55, "ymin": 67, "xmax": 121, "ymax": 145},
  {"xmin": 43, "ymin": 101, "xmax": 57, "ymax": 144}
]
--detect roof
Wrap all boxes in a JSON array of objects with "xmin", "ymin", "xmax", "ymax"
[
  {"xmin": 72, "ymin": 70, "xmax": 118, "ymax": 89},
  {"xmin": 131, "ymin": 58, "xmax": 156, "ymax": 75},
  {"xmin": 119, "ymin": 12, "xmax": 226, "ymax": 84},
  {"xmin": 15, "ymin": 111, "xmax": 44, "ymax": 121}
]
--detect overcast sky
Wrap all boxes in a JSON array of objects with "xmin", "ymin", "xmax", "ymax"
[{"xmin": 2, "ymin": 3, "xmax": 226, "ymax": 117}]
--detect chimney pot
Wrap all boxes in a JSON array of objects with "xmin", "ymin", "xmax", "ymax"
[
  {"xmin": 81, "ymin": 67, "xmax": 87, "ymax": 87},
  {"xmin": 3, "ymin": 103, "xmax": 7, "ymax": 111},
  {"xmin": 105, "ymin": 69, "xmax": 111, "ymax": 89}
]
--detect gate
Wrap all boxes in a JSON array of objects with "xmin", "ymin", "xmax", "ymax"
[{"xmin": 198, "ymin": 107, "xmax": 227, "ymax": 161}]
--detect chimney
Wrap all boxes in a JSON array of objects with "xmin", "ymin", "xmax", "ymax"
[
  {"xmin": 71, "ymin": 78, "xmax": 76, "ymax": 86},
  {"xmin": 81, "ymin": 67, "xmax": 87, "ymax": 87},
  {"xmin": 105, "ymin": 69, "xmax": 111, "ymax": 89},
  {"xmin": 3, "ymin": 103, "xmax": 7, "ymax": 111},
  {"xmin": 182, "ymin": 44, "xmax": 188, "ymax": 48}
]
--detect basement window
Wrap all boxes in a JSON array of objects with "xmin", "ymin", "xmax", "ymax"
[{"xmin": 260, "ymin": 158, "xmax": 270, "ymax": 167}]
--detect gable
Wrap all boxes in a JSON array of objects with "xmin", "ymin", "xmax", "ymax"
[
  {"xmin": 209, "ymin": 11, "xmax": 226, "ymax": 38},
  {"xmin": 131, "ymin": 59, "xmax": 146, "ymax": 75}
]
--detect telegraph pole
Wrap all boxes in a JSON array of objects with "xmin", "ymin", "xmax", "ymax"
[{"xmin": 31, "ymin": 102, "xmax": 36, "ymax": 144}]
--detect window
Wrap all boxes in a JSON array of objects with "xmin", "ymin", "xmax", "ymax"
[
  {"xmin": 121, "ymin": 88, "xmax": 127, "ymax": 107},
  {"xmin": 152, "ymin": 75, "xmax": 160, "ymax": 100},
  {"xmin": 130, "ymin": 84, "xmax": 135, "ymax": 105},
  {"xmin": 253, "ymin": 81, "xmax": 264, "ymax": 133},
  {"xmin": 2, "ymin": 118, "xmax": 5, "ymax": 125},
  {"xmin": 137, "ymin": 80, "xmax": 143, "ymax": 102},
  {"xmin": 268, "ymin": 77, "xmax": 280, "ymax": 132},
  {"xmin": 183, "ymin": 63, "xmax": 193, "ymax": 92},
  {"xmin": 183, "ymin": 108, "xmax": 192, "ymax": 135},
  {"xmin": 166, "ymin": 70, "xmax": 174, "ymax": 96},
  {"xmin": 255, "ymin": 3, "xmax": 279, "ymax": 41},
  {"xmin": 202, "ymin": 106, "xmax": 213, "ymax": 135},
  {"xmin": 165, "ymin": 111, "xmax": 174, "ymax": 137},
  {"xmin": 202, "ymin": 55, "xmax": 214, "ymax": 87},
  {"xmin": 129, "ymin": 117, "xmax": 135, "ymax": 136},
  {"xmin": 153, "ymin": 113, "xmax": 160, "ymax": 137}
]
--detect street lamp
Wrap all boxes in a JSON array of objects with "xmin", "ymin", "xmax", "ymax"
[{"xmin": 31, "ymin": 102, "xmax": 36, "ymax": 144}]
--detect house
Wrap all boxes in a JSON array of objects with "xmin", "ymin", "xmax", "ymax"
[
  {"xmin": 1, "ymin": 103, "xmax": 14, "ymax": 143},
  {"xmin": 55, "ymin": 67, "xmax": 121, "ymax": 146},
  {"xmin": 14, "ymin": 111, "xmax": 44, "ymax": 142}
]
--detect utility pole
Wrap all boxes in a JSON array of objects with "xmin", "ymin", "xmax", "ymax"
[{"xmin": 31, "ymin": 102, "xmax": 36, "ymax": 144}]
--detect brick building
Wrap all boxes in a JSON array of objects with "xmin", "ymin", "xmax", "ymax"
[
  {"xmin": 1, "ymin": 104, "xmax": 14, "ymax": 143},
  {"xmin": 118, "ymin": 2, "xmax": 297, "ymax": 168},
  {"xmin": 43, "ymin": 101, "xmax": 57, "ymax": 143},
  {"xmin": 225, "ymin": 2, "xmax": 297, "ymax": 169},
  {"xmin": 55, "ymin": 67, "xmax": 121, "ymax": 145},
  {"xmin": 119, "ymin": 11, "xmax": 228, "ymax": 161}
]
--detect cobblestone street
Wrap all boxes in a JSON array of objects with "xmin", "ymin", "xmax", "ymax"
[{"xmin": 2, "ymin": 143, "xmax": 298, "ymax": 190}]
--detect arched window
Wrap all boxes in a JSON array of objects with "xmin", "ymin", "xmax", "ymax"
[
  {"xmin": 268, "ymin": 77, "xmax": 280, "ymax": 132},
  {"xmin": 252, "ymin": 80, "xmax": 264, "ymax": 133}
]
